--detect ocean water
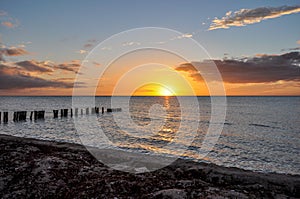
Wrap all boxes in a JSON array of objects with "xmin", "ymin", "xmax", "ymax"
[{"xmin": 0, "ymin": 96, "xmax": 299, "ymax": 175}]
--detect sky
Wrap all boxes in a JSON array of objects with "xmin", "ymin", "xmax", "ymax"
[{"xmin": 0, "ymin": 0, "xmax": 299, "ymax": 96}]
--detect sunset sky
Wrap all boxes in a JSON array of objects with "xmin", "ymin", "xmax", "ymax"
[{"xmin": 0, "ymin": 0, "xmax": 299, "ymax": 96}]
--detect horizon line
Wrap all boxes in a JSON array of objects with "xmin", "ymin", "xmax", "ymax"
[{"xmin": 0, "ymin": 95, "xmax": 299, "ymax": 97}]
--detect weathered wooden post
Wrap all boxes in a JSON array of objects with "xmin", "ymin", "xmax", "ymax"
[
  {"xmin": 40, "ymin": 111, "xmax": 45, "ymax": 119},
  {"xmin": 20, "ymin": 111, "xmax": 26, "ymax": 121},
  {"xmin": 53, "ymin": 110, "xmax": 58, "ymax": 118},
  {"xmin": 13, "ymin": 112, "xmax": 17, "ymax": 122},
  {"xmin": 33, "ymin": 111, "xmax": 45, "ymax": 120},
  {"xmin": 3, "ymin": 112, "xmax": 8, "ymax": 123},
  {"xmin": 17, "ymin": 112, "xmax": 21, "ymax": 121},
  {"xmin": 86, "ymin": 108, "xmax": 89, "ymax": 114},
  {"xmin": 70, "ymin": 109, "xmax": 73, "ymax": 117},
  {"xmin": 12, "ymin": 111, "xmax": 27, "ymax": 122},
  {"xmin": 75, "ymin": 108, "xmax": 78, "ymax": 116},
  {"xmin": 30, "ymin": 111, "xmax": 33, "ymax": 120},
  {"xmin": 63, "ymin": 109, "xmax": 68, "ymax": 117},
  {"xmin": 107, "ymin": 108, "xmax": 122, "ymax": 113},
  {"xmin": 102, "ymin": 107, "xmax": 104, "ymax": 114},
  {"xmin": 95, "ymin": 107, "xmax": 99, "ymax": 114},
  {"xmin": 60, "ymin": 109, "xmax": 64, "ymax": 117},
  {"xmin": 34, "ymin": 111, "xmax": 37, "ymax": 120}
]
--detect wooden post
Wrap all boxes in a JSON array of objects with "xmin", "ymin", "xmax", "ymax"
[
  {"xmin": 38, "ymin": 111, "xmax": 44, "ymax": 119},
  {"xmin": 40, "ymin": 111, "xmax": 45, "ymax": 119},
  {"xmin": 60, "ymin": 109, "xmax": 63, "ymax": 117},
  {"xmin": 13, "ymin": 112, "xmax": 17, "ymax": 122},
  {"xmin": 20, "ymin": 111, "xmax": 26, "ymax": 121},
  {"xmin": 33, "ymin": 111, "xmax": 45, "ymax": 120},
  {"xmin": 86, "ymin": 108, "xmax": 89, "ymax": 114},
  {"xmin": 102, "ymin": 107, "xmax": 104, "ymax": 114},
  {"xmin": 0, "ymin": 112, "xmax": 1, "ymax": 123},
  {"xmin": 53, "ymin": 110, "xmax": 58, "ymax": 118},
  {"xmin": 107, "ymin": 108, "xmax": 122, "ymax": 113},
  {"xmin": 95, "ymin": 107, "xmax": 99, "ymax": 114},
  {"xmin": 34, "ymin": 111, "xmax": 38, "ymax": 120},
  {"xmin": 3, "ymin": 112, "xmax": 8, "ymax": 123},
  {"xmin": 30, "ymin": 111, "xmax": 33, "ymax": 120},
  {"xmin": 12, "ymin": 111, "xmax": 27, "ymax": 122},
  {"xmin": 70, "ymin": 109, "xmax": 73, "ymax": 117},
  {"xmin": 63, "ymin": 109, "xmax": 68, "ymax": 117},
  {"xmin": 75, "ymin": 108, "xmax": 78, "ymax": 116}
]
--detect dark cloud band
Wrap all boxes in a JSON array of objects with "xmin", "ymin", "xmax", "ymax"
[{"xmin": 176, "ymin": 52, "xmax": 300, "ymax": 84}]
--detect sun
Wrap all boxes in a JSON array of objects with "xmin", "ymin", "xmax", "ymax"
[
  {"xmin": 132, "ymin": 84, "xmax": 176, "ymax": 96},
  {"xmin": 159, "ymin": 87, "xmax": 174, "ymax": 96}
]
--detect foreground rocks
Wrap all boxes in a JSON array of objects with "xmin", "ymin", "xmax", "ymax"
[{"xmin": 0, "ymin": 134, "xmax": 299, "ymax": 198}]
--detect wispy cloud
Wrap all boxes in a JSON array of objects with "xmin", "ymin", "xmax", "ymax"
[
  {"xmin": 122, "ymin": 41, "xmax": 141, "ymax": 46},
  {"xmin": 281, "ymin": 47, "xmax": 300, "ymax": 52},
  {"xmin": 16, "ymin": 60, "xmax": 53, "ymax": 73},
  {"xmin": 56, "ymin": 60, "xmax": 81, "ymax": 73},
  {"xmin": 209, "ymin": 5, "xmax": 300, "ymax": 30},
  {"xmin": 1, "ymin": 21, "xmax": 14, "ymax": 28},
  {"xmin": 0, "ymin": 10, "xmax": 19, "ymax": 28},
  {"xmin": 0, "ymin": 47, "xmax": 30, "ymax": 61},
  {"xmin": 77, "ymin": 39, "xmax": 98, "ymax": 54},
  {"xmin": 176, "ymin": 52, "xmax": 300, "ymax": 83},
  {"xmin": 77, "ymin": 49, "xmax": 88, "ymax": 54},
  {"xmin": 171, "ymin": 33, "xmax": 193, "ymax": 41},
  {"xmin": 83, "ymin": 39, "xmax": 97, "ymax": 49},
  {"xmin": 281, "ymin": 40, "xmax": 300, "ymax": 52},
  {"xmin": 0, "ymin": 11, "xmax": 7, "ymax": 16},
  {"xmin": 93, "ymin": 62, "xmax": 101, "ymax": 67},
  {"xmin": 101, "ymin": 46, "xmax": 112, "ymax": 51}
]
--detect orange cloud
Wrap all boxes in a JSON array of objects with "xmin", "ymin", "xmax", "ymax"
[
  {"xmin": 0, "ymin": 47, "xmax": 30, "ymax": 61},
  {"xmin": 1, "ymin": 21, "xmax": 14, "ymax": 28},
  {"xmin": 57, "ymin": 60, "xmax": 81, "ymax": 73},
  {"xmin": 0, "ymin": 10, "xmax": 19, "ymax": 28},
  {"xmin": 209, "ymin": 5, "xmax": 300, "ymax": 30}
]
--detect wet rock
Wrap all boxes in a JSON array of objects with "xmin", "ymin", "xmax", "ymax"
[{"xmin": 152, "ymin": 188, "xmax": 187, "ymax": 199}]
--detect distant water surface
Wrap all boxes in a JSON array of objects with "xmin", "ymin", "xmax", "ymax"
[{"xmin": 0, "ymin": 96, "xmax": 299, "ymax": 175}]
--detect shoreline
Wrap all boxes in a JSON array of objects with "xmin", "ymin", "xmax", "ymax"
[{"xmin": 1, "ymin": 134, "xmax": 299, "ymax": 198}]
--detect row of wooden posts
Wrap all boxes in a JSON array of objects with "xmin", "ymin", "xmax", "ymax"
[{"xmin": 0, "ymin": 107, "xmax": 121, "ymax": 123}]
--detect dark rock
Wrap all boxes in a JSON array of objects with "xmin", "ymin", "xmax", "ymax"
[
  {"xmin": 0, "ymin": 134, "xmax": 299, "ymax": 198},
  {"xmin": 152, "ymin": 188, "xmax": 187, "ymax": 199}
]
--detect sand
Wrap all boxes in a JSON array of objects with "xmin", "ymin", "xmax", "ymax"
[{"xmin": 0, "ymin": 134, "xmax": 299, "ymax": 198}]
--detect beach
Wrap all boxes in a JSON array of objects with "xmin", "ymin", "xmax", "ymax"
[
  {"xmin": 1, "ymin": 0, "xmax": 300, "ymax": 198},
  {"xmin": 1, "ymin": 134, "xmax": 299, "ymax": 199}
]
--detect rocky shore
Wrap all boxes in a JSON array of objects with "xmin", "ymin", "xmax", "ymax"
[{"xmin": 0, "ymin": 134, "xmax": 299, "ymax": 198}]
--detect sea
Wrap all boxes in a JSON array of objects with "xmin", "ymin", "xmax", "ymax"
[{"xmin": 0, "ymin": 96, "xmax": 299, "ymax": 175}]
